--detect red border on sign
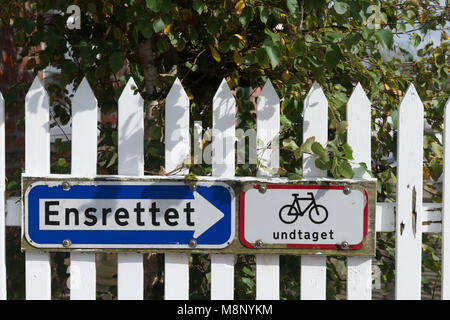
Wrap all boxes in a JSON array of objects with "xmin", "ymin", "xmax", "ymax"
[{"xmin": 239, "ymin": 184, "xmax": 369, "ymax": 250}]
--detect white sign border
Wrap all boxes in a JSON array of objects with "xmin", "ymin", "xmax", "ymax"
[{"xmin": 23, "ymin": 180, "xmax": 236, "ymax": 250}]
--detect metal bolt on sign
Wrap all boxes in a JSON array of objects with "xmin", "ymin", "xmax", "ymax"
[
  {"xmin": 189, "ymin": 239, "xmax": 197, "ymax": 248},
  {"xmin": 189, "ymin": 183, "xmax": 197, "ymax": 191},
  {"xmin": 343, "ymin": 185, "xmax": 351, "ymax": 195},
  {"xmin": 258, "ymin": 185, "xmax": 267, "ymax": 194},
  {"xmin": 255, "ymin": 239, "xmax": 263, "ymax": 248},
  {"xmin": 62, "ymin": 239, "xmax": 72, "ymax": 248},
  {"xmin": 62, "ymin": 182, "xmax": 70, "ymax": 191},
  {"xmin": 340, "ymin": 241, "xmax": 349, "ymax": 249}
]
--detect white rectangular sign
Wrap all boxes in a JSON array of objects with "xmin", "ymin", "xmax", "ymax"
[{"xmin": 240, "ymin": 184, "xmax": 368, "ymax": 249}]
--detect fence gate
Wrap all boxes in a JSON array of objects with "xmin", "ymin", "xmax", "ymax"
[{"xmin": 0, "ymin": 74, "xmax": 449, "ymax": 300}]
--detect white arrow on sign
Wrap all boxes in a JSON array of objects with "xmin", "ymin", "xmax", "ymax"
[
  {"xmin": 38, "ymin": 191, "xmax": 225, "ymax": 238},
  {"xmin": 191, "ymin": 191, "xmax": 224, "ymax": 238}
]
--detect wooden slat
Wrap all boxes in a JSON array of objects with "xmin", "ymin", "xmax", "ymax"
[
  {"xmin": 442, "ymin": 98, "xmax": 450, "ymax": 300},
  {"xmin": 255, "ymin": 80, "xmax": 280, "ymax": 300},
  {"xmin": 346, "ymin": 83, "xmax": 371, "ymax": 179},
  {"xmin": 301, "ymin": 82, "xmax": 328, "ymax": 300},
  {"xmin": 376, "ymin": 203, "xmax": 396, "ymax": 232},
  {"xmin": 395, "ymin": 84, "xmax": 424, "ymax": 300},
  {"xmin": 164, "ymin": 253, "xmax": 189, "ymax": 300},
  {"xmin": 300, "ymin": 255, "xmax": 327, "ymax": 299},
  {"xmin": 346, "ymin": 83, "xmax": 372, "ymax": 300},
  {"xmin": 70, "ymin": 77, "xmax": 98, "ymax": 300},
  {"xmin": 211, "ymin": 254, "xmax": 234, "ymax": 300},
  {"xmin": 210, "ymin": 79, "xmax": 235, "ymax": 300},
  {"xmin": 0, "ymin": 91, "xmax": 5, "ymax": 300},
  {"xmin": 164, "ymin": 78, "xmax": 190, "ymax": 300},
  {"xmin": 302, "ymin": 82, "xmax": 328, "ymax": 178},
  {"xmin": 25, "ymin": 76, "xmax": 51, "ymax": 300},
  {"xmin": 117, "ymin": 77, "xmax": 144, "ymax": 300},
  {"xmin": 6, "ymin": 197, "xmax": 22, "ymax": 227},
  {"xmin": 347, "ymin": 257, "xmax": 372, "ymax": 300}
]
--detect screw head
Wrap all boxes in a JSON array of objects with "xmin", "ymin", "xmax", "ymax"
[
  {"xmin": 343, "ymin": 185, "xmax": 351, "ymax": 195},
  {"xmin": 255, "ymin": 239, "xmax": 263, "ymax": 248},
  {"xmin": 62, "ymin": 182, "xmax": 70, "ymax": 191},
  {"xmin": 189, "ymin": 183, "xmax": 197, "ymax": 191},
  {"xmin": 189, "ymin": 239, "xmax": 197, "ymax": 248},
  {"xmin": 258, "ymin": 185, "xmax": 267, "ymax": 193},
  {"xmin": 340, "ymin": 241, "xmax": 349, "ymax": 249},
  {"xmin": 62, "ymin": 239, "xmax": 72, "ymax": 248}
]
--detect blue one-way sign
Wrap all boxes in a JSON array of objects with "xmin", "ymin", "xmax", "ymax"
[{"xmin": 24, "ymin": 181, "xmax": 235, "ymax": 249}]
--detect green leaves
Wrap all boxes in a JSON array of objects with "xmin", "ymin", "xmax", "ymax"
[
  {"xmin": 376, "ymin": 29, "xmax": 394, "ymax": 50},
  {"xmin": 153, "ymin": 17, "xmax": 166, "ymax": 33},
  {"xmin": 299, "ymin": 136, "xmax": 315, "ymax": 154},
  {"xmin": 344, "ymin": 33, "xmax": 362, "ymax": 53},
  {"xmin": 258, "ymin": 6, "xmax": 270, "ymax": 24},
  {"xmin": 146, "ymin": 0, "xmax": 160, "ymax": 12},
  {"xmin": 308, "ymin": 140, "xmax": 355, "ymax": 179},
  {"xmin": 192, "ymin": 0, "xmax": 206, "ymax": 14},
  {"xmin": 337, "ymin": 160, "xmax": 353, "ymax": 179},
  {"xmin": 263, "ymin": 38, "xmax": 281, "ymax": 69},
  {"xmin": 333, "ymin": 1, "xmax": 349, "ymax": 15},
  {"xmin": 325, "ymin": 45, "xmax": 343, "ymax": 70},
  {"xmin": 145, "ymin": 0, "xmax": 171, "ymax": 13},
  {"xmin": 108, "ymin": 52, "xmax": 123, "ymax": 73},
  {"xmin": 286, "ymin": 0, "xmax": 300, "ymax": 14},
  {"xmin": 293, "ymin": 39, "xmax": 306, "ymax": 56},
  {"xmin": 311, "ymin": 141, "xmax": 326, "ymax": 157},
  {"xmin": 137, "ymin": 18, "xmax": 154, "ymax": 38},
  {"xmin": 281, "ymin": 134, "xmax": 356, "ymax": 179},
  {"xmin": 206, "ymin": 16, "xmax": 219, "ymax": 33},
  {"xmin": 409, "ymin": 33, "xmax": 421, "ymax": 48},
  {"xmin": 429, "ymin": 158, "xmax": 443, "ymax": 181},
  {"xmin": 239, "ymin": 6, "xmax": 254, "ymax": 28}
]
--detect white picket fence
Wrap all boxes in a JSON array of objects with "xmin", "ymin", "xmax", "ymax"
[{"xmin": 0, "ymin": 75, "xmax": 449, "ymax": 300}]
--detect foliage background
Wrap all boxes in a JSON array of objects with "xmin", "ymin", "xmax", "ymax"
[{"xmin": 0, "ymin": 0, "xmax": 449, "ymax": 299}]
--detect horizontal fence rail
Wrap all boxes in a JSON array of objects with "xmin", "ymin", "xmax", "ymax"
[
  {"xmin": 0, "ymin": 76, "xmax": 449, "ymax": 300},
  {"xmin": 4, "ymin": 199, "xmax": 445, "ymax": 232}
]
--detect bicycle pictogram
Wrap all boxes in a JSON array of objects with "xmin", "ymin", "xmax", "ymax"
[{"xmin": 278, "ymin": 192, "xmax": 328, "ymax": 224}]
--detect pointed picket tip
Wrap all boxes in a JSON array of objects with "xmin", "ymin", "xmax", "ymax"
[
  {"xmin": 119, "ymin": 77, "xmax": 143, "ymax": 103},
  {"xmin": 305, "ymin": 81, "xmax": 325, "ymax": 99},
  {"xmin": 213, "ymin": 78, "xmax": 233, "ymax": 102},
  {"xmin": 349, "ymin": 82, "xmax": 368, "ymax": 99},
  {"xmin": 304, "ymin": 81, "xmax": 327, "ymax": 113},
  {"xmin": 348, "ymin": 82, "xmax": 371, "ymax": 107},
  {"xmin": 26, "ymin": 76, "xmax": 47, "ymax": 99},
  {"xmin": 398, "ymin": 83, "xmax": 423, "ymax": 114},
  {"xmin": 73, "ymin": 77, "xmax": 96, "ymax": 100},
  {"xmin": 29, "ymin": 75, "xmax": 44, "ymax": 90},
  {"xmin": 260, "ymin": 79, "xmax": 279, "ymax": 102},
  {"xmin": 167, "ymin": 77, "xmax": 188, "ymax": 101}
]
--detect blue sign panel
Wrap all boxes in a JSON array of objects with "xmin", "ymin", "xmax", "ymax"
[{"xmin": 24, "ymin": 181, "xmax": 235, "ymax": 249}]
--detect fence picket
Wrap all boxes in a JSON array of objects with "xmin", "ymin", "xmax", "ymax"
[
  {"xmin": 164, "ymin": 78, "xmax": 190, "ymax": 300},
  {"xmin": 25, "ymin": 76, "xmax": 51, "ymax": 300},
  {"xmin": 4, "ymin": 71, "xmax": 442, "ymax": 301},
  {"xmin": 346, "ymin": 83, "xmax": 372, "ymax": 300},
  {"xmin": 301, "ymin": 82, "xmax": 328, "ymax": 300},
  {"xmin": 117, "ymin": 77, "xmax": 145, "ymax": 300},
  {"xmin": 70, "ymin": 77, "xmax": 98, "ymax": 300},
  {"xmin": 211, "ymin": 79, "xmax": 235, "ymax": 300},
  {"xmin": 442, "ymin": 99, "xmax": 450, "ymax": 300},
  {"xmin": 395, "ymin": 84, "xmax": 424, "ymax": 300},
  {"xmin": 256, "ymin": 80, "xmax": 280, "ymax": 300},
  {"xmin": 0, "ymin": 92, "xmax": 5, "ymax": 300}
]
